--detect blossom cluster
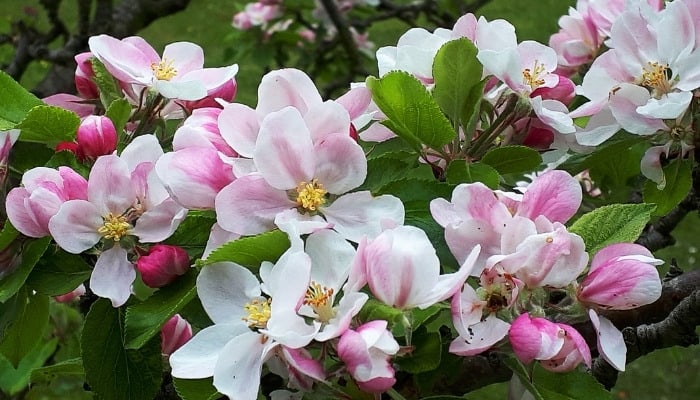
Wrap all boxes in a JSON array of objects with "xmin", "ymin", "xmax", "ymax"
[{"xmin": 1, "ymin": 0, "xmax": 685, "ymax": 399}]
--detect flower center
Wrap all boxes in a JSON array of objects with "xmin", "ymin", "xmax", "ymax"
[
  {"xmin": 296, "ymin": 179, "xmax": 327, "ymax": 211},
  {"xmin": 522, "ymin": 60, "xmax": 546, "ymax": 91},
  {"xmin": 304, "ymin": 281, "xmax": 336, "ymax": 323},
  {"xmin": 639, "ymin": 61, "xmax": 673, "ymax": 98},
  {"xmin": 242, "ymin": 297, "xmax": 271, "ymax": 329},
  {"xmin": 151, "ymin": 59, "xmax": 177, "ymax": 81},
  {"xmin": 97, "ymin": 213, "xmax": 131, "ymax": 241}
]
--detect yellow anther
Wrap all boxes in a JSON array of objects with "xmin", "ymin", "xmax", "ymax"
[
  {"xmin": 97, "ymin": 213, "xmax": 131, "ymax": 241},
  {"xmin": 151, "ymin": 59, "xmax": 177, "ymax": 81},
  {"xmin": 304, "ymin": 281, "xmax": 336, "ymax": 323},
  {"xmin": 296, "ymin": 179, "xmax": 327, "ymax": 211},
  {"xmin": 242, "ymin": 298, "xmax": 271, "ymax": 329},
  {"xmin": 522, "ymin": 60, "xmax": 547, "ymax": 90},
  {"xmin": 545, "ymin": 236, "xmax": 554, "ymax": 243},
  {"xmin": 639, "ymin": 61, "xmax": 672, "ymax": 97}
]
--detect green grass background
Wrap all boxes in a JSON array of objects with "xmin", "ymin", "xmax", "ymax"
[{"xmin": 2, "ymin": 0, "xmax": 700, "ymax": 399}]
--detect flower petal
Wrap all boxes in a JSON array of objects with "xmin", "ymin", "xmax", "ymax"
[{"xmin": 90, "ymin": 247, "xmax": 136, "ymax": 307}]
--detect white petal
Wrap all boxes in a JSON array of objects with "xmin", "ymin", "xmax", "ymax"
[
  {"xmin": 170, "ymin": 323, "xmax": 249, "ymax": 379},
  {"xmin": 90, "ymin": 247, "xmax": 135, "ymax": 307}
]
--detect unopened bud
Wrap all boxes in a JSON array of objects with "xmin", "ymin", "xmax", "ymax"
[
  {"xmin": 76, "ymin": 115, "xmax": 118, "ymax": 160},
  {"xmin": 136, "ymin": 244, "xmax": 190, "ymax": 288},
  {"xmin": 161, "ymin": 314, "xmax": 193, "ymax": 356}
]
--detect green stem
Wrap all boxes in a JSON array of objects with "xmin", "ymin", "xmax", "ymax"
[{"xmin": 386, "ymin": 388, "xmax": 408, "ymax": 400}]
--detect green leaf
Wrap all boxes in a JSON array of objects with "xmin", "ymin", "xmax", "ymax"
[
  {"xmin": 6, "ymin": 141, "xmax": 55, "ymax": 173},
  {"xmin": 0, "ymin": 70, "xmax": 43, "ymax": 130},
  {"xmin": 0, "ymin": 222, "xmax": 19, "ymax": 252},
  {"xmin": 0, "ymin": 237, "xmax": 52, "ymax": 303},
  {"xmin": 433, "ymin": 39, "xmax": 483, "ymax": 133},
  {"xmin": 445, "ymin": 161, "xmax": 499, "ymax": 188},
  {"xmin": 124, "ymin": 269, "xmax": 197, "ymax": 349},
  {"xmin": 503, "ymin": 355, "xmax": 544, "ymax": 400},
  {"xmin": 17, "ymin": 105, "xmax": 80, "ymax": 147},
  {"xmin": 30, "ymin": 357, "xmax": 85, "ymax": 385},
  {"xmin": 481, "ymin": 145, "xmax": 543, "ymax": 175},
  {"xmin": 105, "ymin": 98, "xmax": 133, "ymax": 138},
  {"xmin": 0, "ymin": 289, "xmax": 50, "ymax": 367},
  {"xmin": 569, "ymin": 203, "xmax": 656, "ymax": 256},
  {"xmin": 366, "ymin": 71, "xmax": 456, "ymax": 151},
  {"xmin": 164, "ymin": 212, "xmax": 216, "ymax": 258},
  {"xmin": 643, "ymin": 158, "xmax": 693, "ymax": 216},
  {"xmin": 81, "ymin": 299, "xmax": 163, "ymax": 400},
  {"xmin": 173, "ymin": 377, "xmax": 221, "ymax": 400},
  {"xmin": 392, "ymin": 305, "xmax": 441, "ymax": 337},
  {"xmin": 0, "ymin": 338, "xmax": 57, "ymax": 395},
  {"xmin": 91, "ymin": 58, "xmax": 123, "ymax": 107},
  {"xmin": 362, "ymin": 137, "xmax": 414, "ymax": 161},
  {"xmin": 26, "ymin": 250, "xmax": 92, "ymax": 296},
  {"xmin": 395, "ymin": 328, "xmax": 442, "ymax": 374},
  {"xmin": 202, "ymin": 229, "xmax": 290, "ymax": 269},
  {"xmin": 359, "ymin": 157, "xmax": 434, "ymax": 193},
  {"xmin": 463, "ymin": 382, "xmax": 509, "ymax": 399},
  {"xmin": 359, "ymin": 299, "xmax": 403, "ymax": 328},
  {"xmin": 45, "ymin": 149, "xmax": 90, "ymax": 177},
  {"xmin": 532, "ymin": 364, "xmax": 612, "ymax": 399}
]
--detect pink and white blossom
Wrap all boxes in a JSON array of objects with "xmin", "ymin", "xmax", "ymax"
[
  {"xmin": 347, "ymin": 225, "xmax": 480, "ymax": 309},
  {"xmin": 6, "ymin": 166, "xmax": 87, "ymax": 238},
  {"xmin": 337, "ymin": 320, "xmax": 399, "ymax": 394},
  {"xmin": 578, "ymin": 243, "xmax": 663, "ymax": 310}
]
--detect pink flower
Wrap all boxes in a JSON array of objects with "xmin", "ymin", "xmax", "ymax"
[
  {"xmin": 509, "ymin": 313, "xmax": 591, "ymax": 372},
  {"xmin": 76, "ymin": 115, "xmax": 118, "ymax": 160},
  {"xmin": 348, "ymin": 225, "xmax": 479, "ymax": 309},
  {"xmin": 578, "ymin": 243, "xmax": 663, "ymax": 310},
  {"xmin": 88, "ymin": 35, "xmax": 237, "ymax": 101},
  {"xmin": 215, "ymin": 105, "xmax": 403, "ymax": 242},
  {"xmin": 161, "ymin": 314, "xmax": 193, "ymax": 356},
  {"xmin": 74, "ymin": 52, "xmax": 98, "ymax": 99},
  {"xmin": 48, "ymin": 135, "xmax": 187, "ymax": 306},
  {"xmin": 337, "ymin": 320, "xmax": 399, "ymax": 394},
  {"xmin": 6, "ymin": 166, "xmax": 88, "ymax": 238},
  {"xmin": 137, "ymin": 244, "xmax": 190, "ymax": 288}
]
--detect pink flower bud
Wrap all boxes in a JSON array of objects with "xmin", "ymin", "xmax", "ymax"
[
  {"xmin": 577, "ymin": 243, "xmax": 663, "ymax": 310},
  {"xmin": 74, "ymin": 52, "xmax": 99, "ymax": 99},
  {"xmin": 509, "ymin": 313, "xmax": 591, "ymax": 372},
  {"xmin": 337, "ymin": 320, "xmax": 399, "ymax": 393},
  {"xmin": 76, "ymin": 115, "xmax": 118, "ymax": 160},
  {"xmin": 136, "ymin": 244, "xmax": 190, "ymax": 288},
  {"xmin": 531, "ymin": 74, "xmax": 575, "ymax": 105},
  {"xmin": 161, "ymin": 314, "xmax": 193, "ymax": 356},
  {"xmin": 54, "ymin": 284, "xmax": 86, "ymax": 303}
]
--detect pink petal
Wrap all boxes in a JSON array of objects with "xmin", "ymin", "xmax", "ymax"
[
  {"xmin": 90, "ymin": 247, "xmax": 136, "ymax": 307},
  {"xmin": 162, "ymin": 42, "xmax": 204, "ymax": 76},
  {"xmin": 48, "ymin": 200, "xmax": 103, "ymax": 253},
  {"xmin": 589, "ymin": 310, "xmax": 626, "ymax": 371},
  {"xmin": 254, "ymin": 107, "xmax": 315, "ymax": 190},
  {"xmin": 518, "ymin": 170, "xmax": 582, "ymax": 224},
  {"xmin": 322, "ymin": 192, "xmax": 405, "ymax": 242},
  {"xmin": 313, "ymin": 134, "xmax": 366, "ymax": 194},
  {"xmin": 87, "ymin": 155, "xmax": 136, "ymax": 216},
  {"xmin": 257, "ymin": 69, "xmax": 322, "ymax": 116},
  {"xmin": 218, "ymin": 103, "xmax": 260, "ymax": 158},
  {"xmin": 215, "ymin": 174, "xmax": 295, "ymax": 235},
  {"xmin": 449, "ymin": 315, "xmax": 510, "ymax": 356},
  {"xmin": 88, "ymin": 35, "xmax": 155, "ymax": 84}
]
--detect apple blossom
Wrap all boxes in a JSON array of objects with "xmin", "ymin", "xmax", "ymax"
[
  {"xmin": 76, "ymin": 115, "xmax": 118, "ymax": 160},
  {"xmin": 337, "ymin": 320, "xmax": 400, "ymax": 394},
  {"xmin": 74, "ymin": 51, "xmax": 98, "ymax": 99},
  {"xmin": 169, "ymin": 254, "xmax": 321, "ymax": 399},
  {"xmin": 348, "ymin": 225, "xmax": 480, "ymax": 310},
  {"xmin": 161, "ymin": 314, "xmax": 193, "ymax": 356},
  {"xmin": 578, "ymin": 243, "xmax": 663, "ymax": 310},
  {"xmin": 88, "ymin": 34, "xmax": 238, "ymax": 102},
  {"xmin": 47, "ymin": 135, "xmax": 187, "ymax": 306},
  {"xmin": 509, "ymin": 313, "xmax": 591, "ymax": 372},
  {"xmin": 6, "ymin": 166, "xmax": 88, "ymax": 238}
]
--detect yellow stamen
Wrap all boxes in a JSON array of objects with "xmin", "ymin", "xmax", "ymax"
[
  {"xmin": 151, "ymin": 59, "xmax": 177, "ymax": 81},
  {"xmin": 242, "ymin": 298, "xmax": 271, "ymax": 329},
  {"xmin": 97, "ymin": 213, "xmax": 131, "ymax": 241},
  {"xmin": 296, "ymin": 179, "xmax": 327, "ymax": 211},
  {"xmin": 639, "ymin": 61, "xmax": 672, "ymax": 97},
  {"xmin": 304, "ymin": 281, "xmax": 336, "ymax": 323},
  {"xmin": 522, "ymin": 60, "xmax": 547, "ymax": 90}
]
